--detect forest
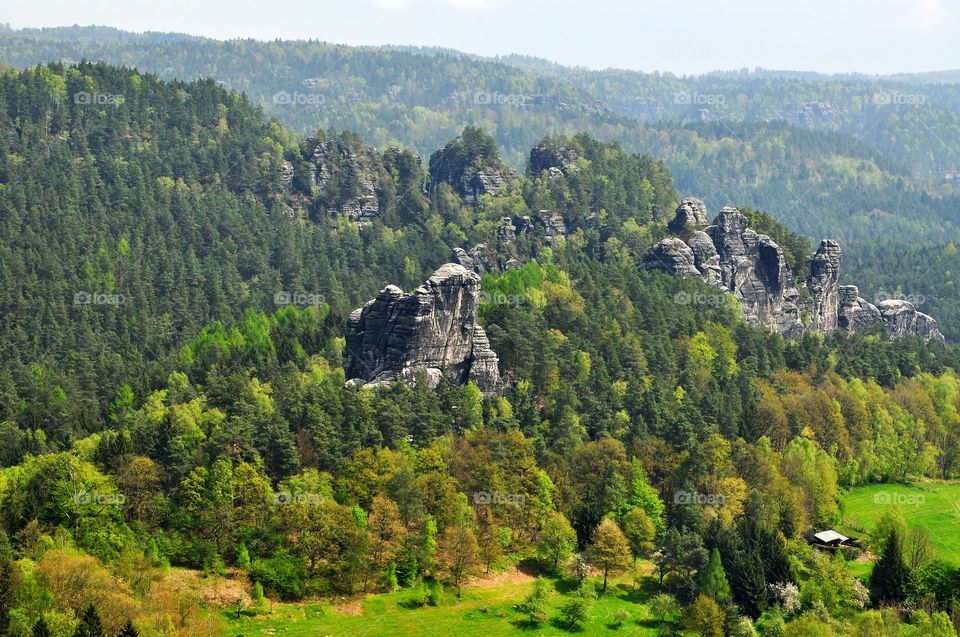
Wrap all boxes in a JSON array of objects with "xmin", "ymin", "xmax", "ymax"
[{"xmin": 1, "ymin": 61, "xmax": 960, "ymax": 637}]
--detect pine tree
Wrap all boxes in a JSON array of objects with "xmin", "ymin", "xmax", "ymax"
[
  {"xmin": 117, "ymin": 620, "xmax": 139, "ymax": 637},
  {"xmin": 32, "ymin": 617, "xmax": 52, "ymax": 637},
  {"xmin": 72, "ymin": 604, "xmax": 104, "ymax": 637},
  {"xmin": 700, "ymin": 548, "xmax": 732, "ymax": 605},
  {"xmin": 870, "ymin": 528, "xmax": 911, "ymax": 605}
]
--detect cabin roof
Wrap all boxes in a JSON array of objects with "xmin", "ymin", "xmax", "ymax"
[{"xmin": 813, "ymin": 530, "xmax": 849, "ymax": 544}]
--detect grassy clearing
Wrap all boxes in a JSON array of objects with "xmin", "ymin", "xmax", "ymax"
[
  {"xmin": 223, "ymin": 570, "xmax": 669, "ymax": 637},
  {"xmin": 839, "ymin": 481, "xmax": 960, "ymax": 563}
]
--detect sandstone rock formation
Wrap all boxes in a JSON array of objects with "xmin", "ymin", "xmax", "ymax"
[
  {"xmin": 837, "ymin": 286, "xmax": 883, "ymax": 333},
  {"xmin": 528, "ymin": 142, "xmax": 582, "ymax": 178},
  {"xmin": 877, "ymin": 300, "xmax": 943, "ymax": 341},
  {"xmin": 344, "ymin": 263, "xmax": 505, "ymax": 394},
  {"xmin": 705, "ymin": 207, "xmax": 804, "ymax": 337},
  {"xmin": 805, "ymin": 240, "xmax": 842, "ymax": 334},
  {"xmin": 667, "ymin": 197, "xmax": 710, "ymax": 233},
  {"xmin": 428, "ymin": 132, "xmax": 517, "ymax": 204},
  {"xmin": 305, "ymin": 136, "xmax": 385, "ymax": 223},
  {"xmin": 640, "ymin": 238, "xmax": 701, "ymax": 278},
  {"xmin": 640, "ymin": 199, "xmax": 944, "ymax": 341}
]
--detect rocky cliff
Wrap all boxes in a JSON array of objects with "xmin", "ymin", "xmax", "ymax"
[
  {"xmin": 428, "ymin": 130, "xmax": 517, "ymax": 203},
  {"xmin": 344, "ymin": 263, "xmax": 505, "ymax": 394},
  {"xmin": 303, "ymin": 135, "xmax": 387, "ymax": 224},
  {"xmin": 641, "ymin": 199, "xmax": 943, "ymax": 341}
]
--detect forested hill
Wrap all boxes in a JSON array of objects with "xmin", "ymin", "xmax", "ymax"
[
  {"xmin": 1, "ymin": 60, "xmax": 956, "ymax": 440},
  {"xmin": 4, "ymin": 61, "xmax": 960, "ymax": 636},
  {"xmin": 0, "ymin": 61, "xmax": 678, "ymax": 439},
  {"xmin": 2, "ymin": 25, "xmax": 960, "ymax": 246}
]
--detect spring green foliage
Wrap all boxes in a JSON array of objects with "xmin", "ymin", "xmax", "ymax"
[{"xmin": 1, "ymin": 60, "xmax": 960, "ymax": 636}]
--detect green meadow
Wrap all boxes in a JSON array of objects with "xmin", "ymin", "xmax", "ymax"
[
  {"xmin": 839, "ymin": 481, "xmax": 960, "ymax": 563},
  {"xmin": 224, "ymin": 572, "xmax": 669, "ymax": 637}
]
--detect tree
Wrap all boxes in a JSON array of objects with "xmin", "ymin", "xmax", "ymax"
[
  {"xmin": 280, "ymin": 500, "xmax": 368, "ymax": 593},
  {"xmin": 366, "ymin": 495, "xmax": 406, "ymax": 591},
  {"xmin": 627, "ymin": 459, "xmax": 665, "ymax": 530},
  {"xmin": 870, "ymin": 528, "xmax": 910, "ymax": 606},
  {"xmin": 32, "ymin": 617, "xmax": 52, "ymax": 637},
  {"xmin": 587, "ymin": 519, "xmax": 632, "ymax": 593},
  {"xmin": 649, "ymin": 593, "xmax": 681, "ymax": 629},
  {"xmin": 621, "ymin": 507, "xmax": 655, "ymax": 560},
  {"xmin": 559, "ymin": 590, "xmax": 592, "ymax": 629},
  {"xmin": 568, "ymin": 552, "xmax": 590, "ymax": 584},
  {"xmin": 73, "ymin": 604, "xmax": 104, "ymax": 637},
  {"xmin": 903, "ymin": 526, "xmax": 936, "ymax": 571},
  {"xmin": 684, "ymin": 594, "xmax": 725, "ymax": 637},
  {"xmin": 909, "ymin": 610, "xmax": 956, "ymax": 637},
  {"xmin": 235, "ymin": 544, "xmax": 251, "ymax": 571},
  {"xmin": 700, "ymin": 548, "xmax": 732, "ymax": 605},
  {"xmin": 437, "ymin": 524, "xmax": 479, "ymax": 592},
  {"xmin": 474, "ymin": 508, "xmax": 502, "ymax": 574},
  {"xmin": 117, "ymin": 620, "xmax": 139, "ymax": 637},
  {"xmin": 0, "ymin": 558, "xmax": 13, "ymax": 637},
  {"xmin": 518, "ymin": 578, "xmax": 550, "ymax": 626},
  {"xmin": 537, "ymin": 511, "xmax": 577, "ymax": 572}
]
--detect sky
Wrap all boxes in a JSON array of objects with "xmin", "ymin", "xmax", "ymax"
[{"xmin": 3, "ymin": 0, "xmax": 958, "ymax": 75}]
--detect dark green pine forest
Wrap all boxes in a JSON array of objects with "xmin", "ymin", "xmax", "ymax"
[{"xmin": 1, "ymin": 61, "xmax": 960, "ymax": 636}]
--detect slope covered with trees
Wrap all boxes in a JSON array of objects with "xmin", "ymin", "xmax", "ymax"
[{"xmin": 2, "ymin": 63, "xmax": 960, "ymax": 636}]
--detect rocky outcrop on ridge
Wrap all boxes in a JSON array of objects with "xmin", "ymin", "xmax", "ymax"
[
  {"xmin": 428, "ymin": 131, "xmax": 517, "ymax": 203},
  {"xmin": 641, "ymin": 199, "xmax": 943, "ymax": 341},
  {"xmin": 344, "ymin": 263, "xmax": 505, "ymax": 394},
  {"xmin": 304, "ymin": 135, "xmax": 386, "ymax": 223},
  {"xmin": 805, "ymin": 240, "xmax": 843, "ymax": 334}
]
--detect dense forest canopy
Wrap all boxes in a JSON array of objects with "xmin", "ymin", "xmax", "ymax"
[
  {"xmin": 1, "ymin": 60, "xmax": 960, "ymax": 637},
  {"xmin": 3, "ymin": 25, "xmax": 959, "ymax": 346}
]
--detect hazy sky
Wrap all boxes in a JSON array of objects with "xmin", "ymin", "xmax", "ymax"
[{"xmin": 3, "ymin": 0, "xmax": 957, "ymax": 75}]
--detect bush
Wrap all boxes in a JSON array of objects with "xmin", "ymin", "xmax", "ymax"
[
  {"xmin": 427, "ymin": 579, "xmax": 443, "ymax": 606},
  {"xmin": 399, "ymin": 582, "xmax": 429, "ymax": 608},
  {"xmin": 612, "ymin": 609, "xmax": 631, "ymax": 628},
  {"xmin": 249, "ymin": 550, "xmax": 308, "ymax": 600}
]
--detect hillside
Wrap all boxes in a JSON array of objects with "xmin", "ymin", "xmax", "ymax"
[{"xmin": 2, "ymin": 62, "xmax": 960, "ymax": 637}]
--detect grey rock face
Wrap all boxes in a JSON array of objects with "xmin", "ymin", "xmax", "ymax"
[
  {"xmin": 344, "ymin": 263, "xmax": 505, "ymax": 394},
  {"xmin": 308, "ymin": 139, "xmax": 384, "ymax": 223},
  {"xmin": 639, "ymin": 199, "xmax": 944, "ymax": 341},
  {"xmin": 457, "ymin": 166, "xmax": 515, "ymax": 203},
  {"xmin": 838, "ymin": 286, "xmax": 883, "ymax": 333},
  {"xmin": 640, "ymin": 238, "xmax": 702, "ymax": 278},
  {"xmin": 706, "ymin": 207, "xmax": 804, "ymax": 338},
  {"xmin": 877, "ymin": 300, "xmax": 944, "ymax": 341},
  {"xmin": 837, "ymin": 286, "xmax": 943, "ymax": 341},
  {"xmin": 806, "ymin": 240, "xmax": 842, "ymax": 334},
  {"xmin": 685, "ymin": 230, "xmax": 722, "ymax": 286},
  {"xmin": 668, "ymin": 197, "xmax": 710, "ymax": 233},
  {"xmin": 528, "ymin": 143, "xmax": 582, "ymax": 177}
]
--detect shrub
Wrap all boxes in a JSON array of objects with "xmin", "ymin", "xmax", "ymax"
[{"xmin": 249, "ymin": 550, "xmax": 307, "ymax": 600}]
